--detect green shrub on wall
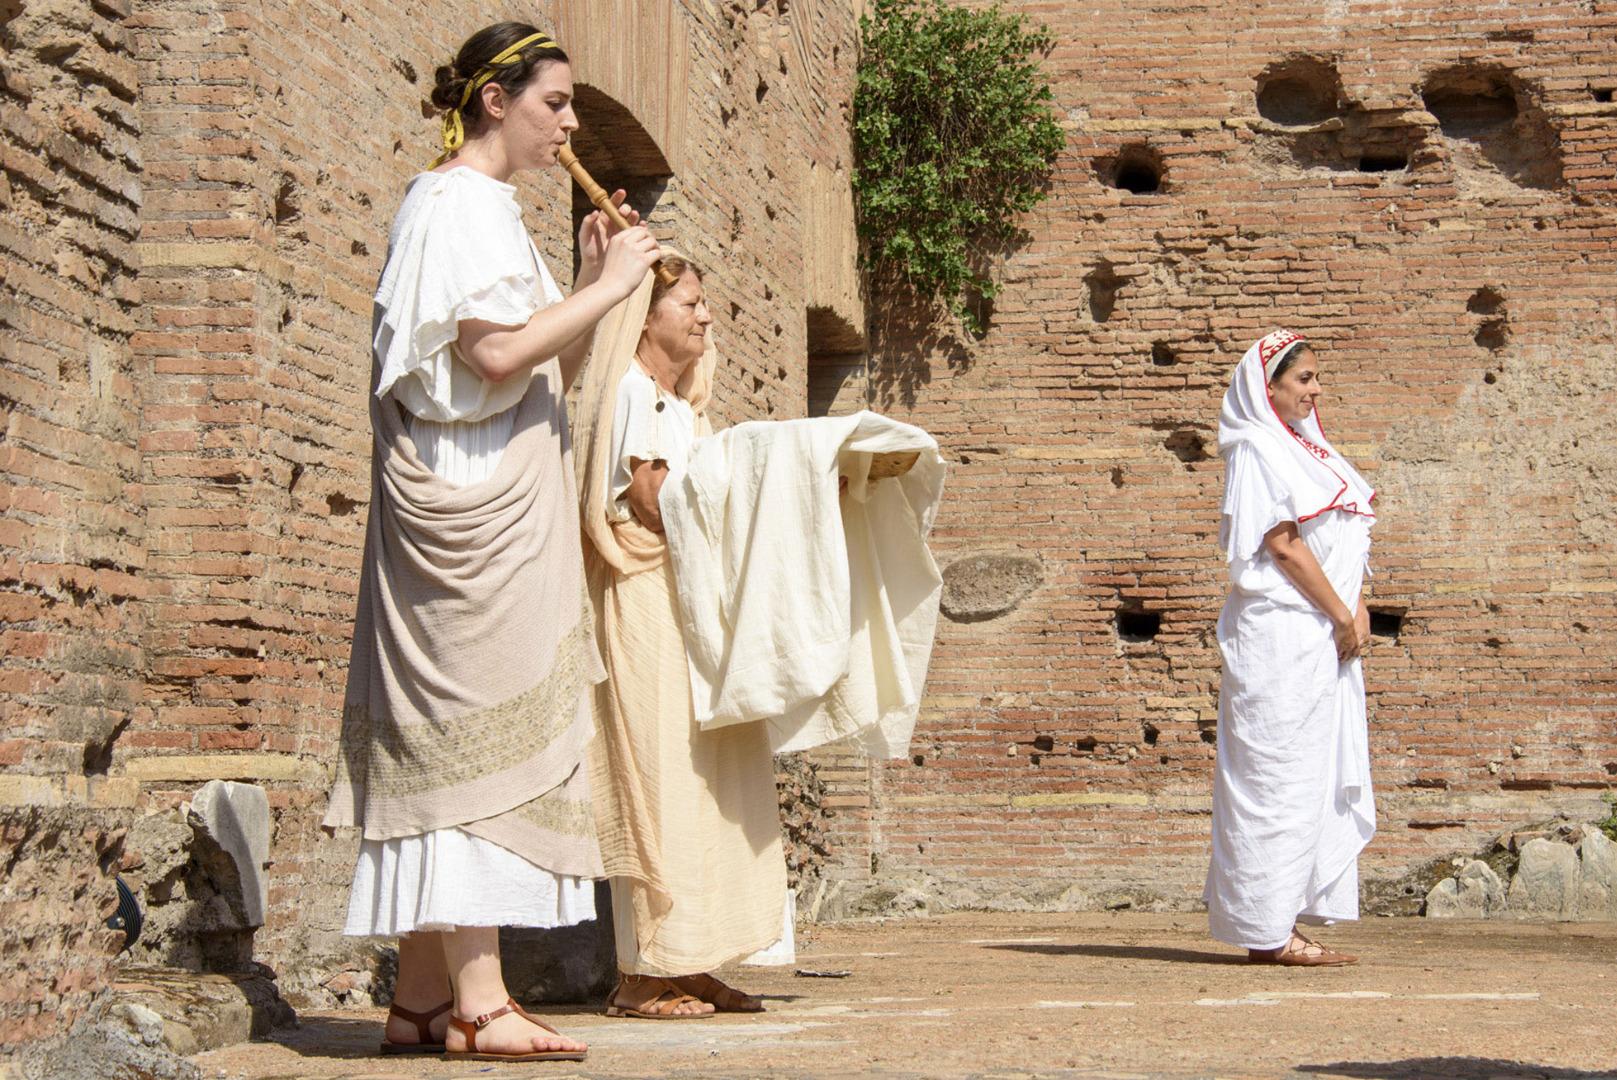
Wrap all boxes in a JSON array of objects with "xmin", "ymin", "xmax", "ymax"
[{"xmin": 853, "ymin": 0, "xmax": 1065, "ymax": 333}]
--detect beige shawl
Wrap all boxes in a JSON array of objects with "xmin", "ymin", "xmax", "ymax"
[
  {"xmin": 324, "ymin": 358, "xmax": 606, "ymax": 880},
  {"xmin": 571, "ymin": 258, "xmax": 718, "ymax": 937}
]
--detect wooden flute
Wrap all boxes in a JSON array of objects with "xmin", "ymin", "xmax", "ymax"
[{"xmin": 558, "ymin": 144, "xmax": 678, "ymax": 288}]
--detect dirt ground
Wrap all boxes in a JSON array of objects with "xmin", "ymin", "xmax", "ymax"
[{"xmin": 196, "ymin": 912, "xmax": 1617, "ymax": 1079}]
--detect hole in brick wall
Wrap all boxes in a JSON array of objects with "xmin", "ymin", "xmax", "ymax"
[
  {"xmin": 1595, "ymin": 89, "xmax": 1614, "ymax": 104},
  {"xmin": 1142, "ymin": 723, "xmax": 1160, "ymax": 747},
  {"xmin": 350, "ymin": 240, "xmax": 367, "ymax": 256},
  {"xmin": 1085, "ymin": 261, "xmax": 1122, "ymax": 322},
  {"xmin": 1467, "ymin": 286, "xmax": 1505, "ymax": 315},
  {"xmin": 1486, "ymin": 27, "xmax": 1534, "ymax": 43},
  {"xmin": 392, "ymin": 57, "xmax": 417, "ymax": 84},
  {"xmin": 1150, "ymin": 341, "xmax": 1177, "ymax": 366},
  {"xmin": 911, "ymin": 754, "xmax": 924, "ymax": 766},
  {"xmin": 1423, "ymin": 71, "xmax": 1519, "ymax": 137},
  {"xmin": 418, "ymin": 98, "xmax": 434, "ymax": 119},
  {"xmin": 1110, "ymin": 466, "xmax": 1125, "ymax": 489},
  {"xmin": 756, "ymin": 77, "xmax": 768, "ymax": 104},
  {"xmin": 1421, "ymin": 65, "xmax": 1563, "ymax": 189},
  {"xmin": 326, "ymin": 492, "xmax": 358, "ymax": 516},
  {"xmin": 1369, "ymin": 607, "xmax": 1405, "ymax": 640},
  {"xmin": 1164, "ymin": 428, "xmax": 1210, "ymax": 465},
  {"xmin": 286, "ymin": 463, "xmax": 304, "ymax": 492},
  {"xmin": 1199, "ymin": 726, "xmax": 1217, "ymax": 745},
  {"xmin": 1033, "ymin": 735, "xmax": 1054, "ymax": 753},
  {"xmin": 1115, "ymin": 607, "xmax": 1161, "ymax": 642},
  {"xmin": 1255, "ymin": 57, "xmax": 1343, "ymax": 126},
  {"xmin": 1096, "ymin": 144, "xmax": 1165, "ymax": 194},
  {"xmin": 729, "ymin": 302, "xmax": 741, "ymax": 321},
  {"xmin": 1483, "ymin": 371, "xmax": 1498, "ymax": 385},
  {"xmin": 1358, "ymin": 151, "xmax": 1409, "ymax": 173},
  {"xmin": 1075, "ymin": 735, "xmax": 1099, "ymax": 753},
  {"xmin": 278, "ymin": 307, "xmax": 292, "ymax": 329},
  {"xmin": 273, "ymin": 175, "xmax": 300, "ymax": 225},
  {"xmin": 1475, "ymin": 318, "xmax": 1509, "ymax": 350}
]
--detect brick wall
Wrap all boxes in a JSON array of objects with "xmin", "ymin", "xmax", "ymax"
[{"xmin": 809, "ymin": 0, "xmax": 1617, "ymax": 914}]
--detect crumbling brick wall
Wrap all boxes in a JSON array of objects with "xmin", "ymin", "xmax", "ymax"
[
  {"xmin": 808, "ymin": 0, "xmax": 1617, "ymax": 915},
  {"xmin": 1, "ymin": 0, "xmax": 145, "ymax": 1048}
]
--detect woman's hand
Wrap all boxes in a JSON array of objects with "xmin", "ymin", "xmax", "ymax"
[
  {"xmin": 1332, "ymin": 613, "xmax": 1362, "ymax": 663},
  {"xmin": 1333, "ymin": 600, "xmax": 1370, "ymax": 662},
  {"xmin": 598, "ymin": 226, "xmax": 661, "ymax": 302},
  {"xmin": 576, "ymin": 189, "xmax": 639, "ymax": 284}
]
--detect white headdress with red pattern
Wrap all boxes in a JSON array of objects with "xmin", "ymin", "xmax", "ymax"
[{"xmin": 1216, "ymin": 330, "xmax": 1375, "ymax": 557}]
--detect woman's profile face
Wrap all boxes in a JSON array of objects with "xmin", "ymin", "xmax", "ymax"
[
  {"xmin": 486, "ymin": 61, "xmax": 578, "ymax": 171},
  {"xmin": 1268, "ymin": 347, "xmax": 1321, "ymax": 425},
  {"xmin": 642, "ymin": 271, "xmax": 713, "ymax": 370}
]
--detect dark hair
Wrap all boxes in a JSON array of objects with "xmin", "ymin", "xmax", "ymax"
[
  {"xmin": 430, "ymin": 23, "xmax": 569, "ymax": 133},
  {"xmin": 647, "ymin": 256, "xmax": 704, "ymax": 308},
  {"xmin": 1268, "ymin": 341, "xmax": 1312, "ymax": 383}
]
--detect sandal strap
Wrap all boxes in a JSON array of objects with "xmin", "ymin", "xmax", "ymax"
[
  {"xmin": 447, "ymin": 997, "xmax": 524, "ymax": 1054},
  {"xmin": 388, "ymin": 999, "xmax": 451, "ymax": 1044}
]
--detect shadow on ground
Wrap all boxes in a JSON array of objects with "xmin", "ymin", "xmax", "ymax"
[
  {"xmin": 265, "ymin": 1014, "xmax": 378, "ymax": 1060},
  {"xmin": 1297, "ymin": 1059, "xmax": 1617, "ymax": 1080},
  {"xmin": 985, "ymin": 942, "xmax": 1246, "ymax": 965}
]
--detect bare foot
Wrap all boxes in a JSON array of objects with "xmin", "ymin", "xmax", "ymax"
[
  {"xmin": 383, "ymin": 998, "xmax": 451, "ymax": 1048},
  {"xmin": 445, "ymin": 999, "xmax": 586, "ymax": 1056},
  {"xmin": 672, "ymin": 971, "xmax": 764, "ymax": 1012},
  {"xmin": 608, "ymin": 975, "xmax": 714, "ymax": 1017}
]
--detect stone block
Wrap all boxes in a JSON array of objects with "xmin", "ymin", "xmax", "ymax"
[
  {"xmin": 1507, "ymin": 838, "xmax": 1579, "ymax": 919},
  {"xmin": 1424, "ymin": 860, "xmax": 1506, "ymax": 918},
  {"xmin": 1574, "ymin": 828, "xmax": 1617, "ymax": 920},
  {"xmin": 188, "ymin": 781, "xmax": 270, "ymax": 927},
  {"xmin": 940, "ymin": 554, "xmax": 1043, "ymax": 622}
]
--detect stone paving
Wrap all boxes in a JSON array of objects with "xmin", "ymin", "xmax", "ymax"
[{"xmin": 195, "ymin": 913, "xmax": 1617, "ymax": 1079}]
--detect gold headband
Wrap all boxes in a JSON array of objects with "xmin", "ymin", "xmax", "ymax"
[{"xmin": 431, "ymin": 32, "xmax": 559, "ymax": 166}]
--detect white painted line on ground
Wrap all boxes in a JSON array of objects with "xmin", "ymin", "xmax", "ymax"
[
  {"xmin": 967, "ymin": 936, "xmax": 1060, "ymax": 945},
  {"xmin": 1413, "ymin": 992, "xmax": 1540, "ymax": 1001},
  {"xmin": 1035, "ymin": 1000, "xmax": 1140, "ymax": 1009},
  {"xmin": 1195, "ymin": 997, "xmax": 1282, "ymax": 1007}
]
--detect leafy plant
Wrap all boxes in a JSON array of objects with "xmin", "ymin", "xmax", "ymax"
[
  {"xmin": 852, "ymin": 0, "xmax": 1065, "ymax": 333},
  {"xmin": 1597, "ymin": 792, "xmax": 1617, "ymax": 843}
]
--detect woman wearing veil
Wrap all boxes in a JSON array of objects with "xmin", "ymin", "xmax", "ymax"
[
  {"xmin": 572, "ymin": 254, "xmax": 787, "ymax": 1018},
  {"xmin": 1204, "ymin": 329, "xmax": 1378, "ymax": 966}
]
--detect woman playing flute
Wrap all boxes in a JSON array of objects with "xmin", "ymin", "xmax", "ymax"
[{"xmin": 324, "ymin": 21, "xmax": 659, "ymax": 1061}]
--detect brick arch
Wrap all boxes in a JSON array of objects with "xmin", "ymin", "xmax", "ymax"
[{"xmin": 556, "ymin": 0, "xmax": 688, "ymax": 180}]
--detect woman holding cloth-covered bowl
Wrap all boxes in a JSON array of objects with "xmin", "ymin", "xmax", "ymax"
[{"xmin": 1204, "ymin": 329, "xmax": 1379, "ymax": 967}]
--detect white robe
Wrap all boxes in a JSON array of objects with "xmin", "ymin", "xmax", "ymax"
[
  {"xmin": 1204, "ymin": 444, "xmax": 1376, "ymax": 951},
  {"xmin": 658, "ymin": 411, "xmax": 945, "ymax": 757}
]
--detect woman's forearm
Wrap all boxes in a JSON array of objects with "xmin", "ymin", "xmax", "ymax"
[
  {"xmin": 455, "ymin": 279, "xmax": 627, "ymax": 384},
  {"xmin": 626, "ymin": 458, "xmax": 668, "ymax": 533},
  {"xmin": 1263, "ymin": 522, "xmax": 1352, "ymax": 627}
]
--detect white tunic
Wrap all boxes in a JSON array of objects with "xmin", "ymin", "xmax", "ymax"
[
  {"xmin": 1203, "ymin": 442, "xmax": 1376, "ymax": 951},
  {"xmin": 344, "ymin": 166, "xmax": 594, "ymax": 937},
  {"xmin": 606, "ymin": 362, "xmax": 697, "ymax": 521}
]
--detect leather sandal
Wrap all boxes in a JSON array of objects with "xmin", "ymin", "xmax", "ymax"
[
  {"xmin": 378, "ymin": 998, "xmax": 450, "ymax": 1055},
  {"xmin": 1248, "ymin": 929, "xmax": 1358, "ymax": 967},
  {"xmin": 604, "ymin": 974, "xmax": 715, "ymax": 1019},
  {"xmin": 443, "ymin": 997, "xmax": 587, "ymax": 1062},
  {"xmin": 672, "ymin": 971, "xmax": 765, "ymax": 1013}
]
